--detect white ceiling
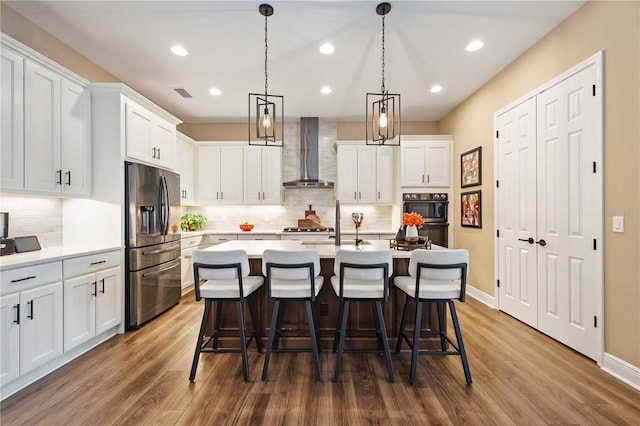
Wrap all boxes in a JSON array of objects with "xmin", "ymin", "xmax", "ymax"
[{"xmin": 6, "ymin": 1, "xmax": 585, "ymax": 123}]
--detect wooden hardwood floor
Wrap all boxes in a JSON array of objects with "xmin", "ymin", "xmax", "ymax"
[{"xmin": 2, "ymin": 293, "xmax": 638, "ymax": 425}]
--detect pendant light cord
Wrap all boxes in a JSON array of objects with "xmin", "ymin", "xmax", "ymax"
[
  {"xmin": 381, "ymin": 13, "xmax": 386, "ymax": 94},
  {"xmin": 264, "ymin": 12, "xmax": 269, "ymax": 97}
]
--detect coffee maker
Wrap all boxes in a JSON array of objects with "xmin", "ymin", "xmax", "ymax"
[{"xmin": 1, "ymin": 212, "xmax": 16, "ymax": 256}]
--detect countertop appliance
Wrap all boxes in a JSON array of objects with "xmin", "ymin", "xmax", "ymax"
[
  {"xmin": 0, "ymin": 212, "xmax": 16, "ymax": 256},
  {"xmin": 402, "ymin": 192, "xmax": 449, "ymax": 248},
  {"xmin": 125, "ymin": 161, "xmax": 181, "ymax": 329},
  {"xmin": 281, "ymin": 226, "xmax": 335, "ymax": 241}
]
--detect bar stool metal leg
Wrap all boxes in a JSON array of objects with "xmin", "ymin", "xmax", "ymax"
[
  {"xmin": 190, "ymin": 299, "xmax": 212, "ymax": 382},
  {"xmin": 333, "ymin": 300, "xmax": 345, "ymax": 353},
  {"xmin": 375, "ymin": 300, "xmax": 395, "ymax": 383},
  {"xmin": 333, "ymin": 300, "xmax": 350, "ymax": 382},
  {"xmin": 410, "ymin": 300, "xmax": 423, "ymax": 385},
  {"xmin": 237, "ymin": 300, "xmax": 250, "ymax": 383},
  {"xmin": 247, "ymin": 296, "xmax": 262, "ymax": 353},
  {"xmin": 262, "ymin": 300, "xmax": 281, "ymax": 381},
  {"xmin": 306, "ymin": 300, "xmax": 322, "ymax": 382},
  {"xmin": 212, "ymin": 300, "xmax": 223, "ymax": 349},
  {"xmin": 437, "ymin": 301, "xmax": 447, "ymax": 351},
  {"xmin": 395, "ymin": 295, "xmax": 410, "ymax": 355},
  {"xmin": 449, "ymin": 300, "xmax": 472, "ymax": 384}
]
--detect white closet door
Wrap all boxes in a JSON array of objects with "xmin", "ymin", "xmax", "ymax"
[
  {"xmin": 497, "ymin": 98, "xmax": 538, "ymax": 327},
  {"xmin": 536, "ymin": 64, "xmax": 600, "ymax": 360}
]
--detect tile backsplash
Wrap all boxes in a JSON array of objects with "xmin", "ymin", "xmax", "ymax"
[{"xmin": 0, "ymin": 195, "xmax": 63, "ymax": 247}]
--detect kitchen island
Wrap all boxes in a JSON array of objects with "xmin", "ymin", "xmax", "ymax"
[{"xmin": 198, "ymin": 240, "xmax": 444, "ymax": 350}]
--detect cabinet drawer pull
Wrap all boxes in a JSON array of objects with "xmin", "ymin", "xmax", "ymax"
[
  {"xmin": 100, "ymin": 279, "xmax": 105, "ymax": 294},
  {"xmin": 65, "ymin": 170, "xmax": 71, "ymax": 186},
  {"xmin": 92, "ymin": 281, "xmax": 97, "ymax": 297},
  {"xmin": 13, "ymin": 304, "xmax": 20, "ymax": 324},
  {"xmin": 184, "ymin": 254, "xmax": 192, "ymax": 259},
  {"xmin": 11, "ymin": 276, "xmax": 36, "ymax": 283},
  {"xmin": 90, "ymin": 260, "xmax": 107, "ymax": 266},
  {"xmin": 27, "ymin": 300, "xmax": 34, "ymax": 320}
]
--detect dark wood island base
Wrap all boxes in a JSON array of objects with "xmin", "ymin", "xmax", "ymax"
[{"xmin": 201, "ymin": 257, "xmax": 444, "ymax": 351}]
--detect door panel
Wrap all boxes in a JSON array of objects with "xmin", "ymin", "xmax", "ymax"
[
  {"xmin": 497, "ymin": 97, "xmax": 538, "ymax": 327},
  {"xmin": 536, "ymin": 65, "xmax": 599, "ymax": 360}
]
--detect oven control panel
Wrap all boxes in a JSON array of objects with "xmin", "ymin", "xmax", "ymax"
[{"xmin": 403, "ymin": 193, "xmax": 448, "ymax": 201}]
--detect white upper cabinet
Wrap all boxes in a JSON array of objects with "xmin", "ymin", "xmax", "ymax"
[
  {"xmin": 0, "ymin": 46, "xmax": 24, "ymax": 190},
  {"xmin": 196, "ymin": 144, "xmax": 243, "ymax": 204},
  {"xmin": 125, "ymin": 99, "xmax": 176, "ymax": 170},
  {"xmin": 400, "ymin": 136, "xmax": 452, "ymax": 188},
  {"xmin": 337, "ymin": 143, "xmax": 394, "ymax": 204},
  {"xmin": 1, "ymin": 35, "xmax": 91, "ymax": 197},
  {"xmin": 176, "ymin": 132, "xmax": 195, "ymax": 205},
  {"xmin": 244, "ymin": 146, "xmax": 282, "ymax": 204},
  {"xmin": 376, "ymin": 146, "xmax": 394, "ymax": 203}
]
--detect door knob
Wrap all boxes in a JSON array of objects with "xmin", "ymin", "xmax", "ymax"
[
  {"xmin": 536, "ymin": 239, "xmax": 547, "ymax": 246},
  {"xmin": 518, "ymin": 237, "xmax": 534, "ymax": 244}
]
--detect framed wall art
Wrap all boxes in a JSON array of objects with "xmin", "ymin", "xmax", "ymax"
[
  {"xmin": 461, "ymin": 190, "xmax": 482, "ymax": 228},
  {"xmin": 461, "ymin": 147, "xmax": 482, "ymax": 187}
]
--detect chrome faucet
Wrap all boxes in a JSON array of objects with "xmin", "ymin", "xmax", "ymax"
[{"xmin": 334, "ymin": 199, "xmax": 341, "ymax": 246}]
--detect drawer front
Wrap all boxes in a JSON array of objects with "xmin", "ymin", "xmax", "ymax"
[
  {"xmin": 64, "ymin": 250, "xmax": 121, "ymax": 279},
  {"xmin": 206, "ymin": 234, "xmax": 237, "ymax": 245},
  {"xmin": 181, "ymin": 235, "xmax": 203, "ymax": 250},
  {"xmin": 236, "ymin": 234, "xmax": 279, "ymax": 241},
  {"xmin": 1, "ymin": 261, "xmax": 63, "ymax": 294}
]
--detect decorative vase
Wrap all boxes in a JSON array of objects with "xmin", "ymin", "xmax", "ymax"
[
  {"xmin": 395, "ymin": 226, "xmax": 406, "ymax": 242},
  {"xmin": 405, "ymin": 225, "xmax": 419, "ymax": 242}
]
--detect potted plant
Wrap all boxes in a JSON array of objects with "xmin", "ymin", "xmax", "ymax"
[{"xmin": 180, "ymin": 214, "xmax": 207, "ymax": 231}]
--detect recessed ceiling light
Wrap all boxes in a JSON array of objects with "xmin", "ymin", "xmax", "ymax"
[
  {"xmin": 430, "ymin": 85, "xmax": 443, "ymax": 93},
  {"xmin": 466, "ymin": 40, "xmax": 484, "ymax": 52},
  {"xmin": 170, "ymin": 45, "xmax": 188, "ymax": 56},
  {"xmin": 319, "ymin": 43, "xmax": 335, "ymax": 55},
  {"xmin": 209, "ymin": 88, "xmax": 222, "ymax": 96},
  {"xmin": 320, "ymin": 86, "xmax": 332, "ymax": 95}
]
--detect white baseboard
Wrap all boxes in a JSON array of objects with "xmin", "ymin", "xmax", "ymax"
[
  {"xmin": 466, "ymin": 284, "xmax": 497, "ymax": 308},
  {"xmin": 602, "ymin": 352, "xmax": 640, "ymax": 390}
]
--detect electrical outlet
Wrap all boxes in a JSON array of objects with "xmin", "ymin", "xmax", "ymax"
[{"xmin": 613, "ymin": 216, "xmax": 624, "ymax": 233}]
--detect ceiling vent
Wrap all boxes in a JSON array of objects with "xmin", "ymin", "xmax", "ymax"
[{"xmin": 174, "ymin": 88, "xmax": 193, "ymax": 98}]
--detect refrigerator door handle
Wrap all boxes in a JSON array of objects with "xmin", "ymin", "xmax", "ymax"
[{"xmin": 159, "ymin": 176, "xmax": 169, "ymax": 235}]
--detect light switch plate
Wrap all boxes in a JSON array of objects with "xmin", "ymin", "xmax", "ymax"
[{"xmin": 613, "ymin": 216, "xmax": 624, "ymax": 233}]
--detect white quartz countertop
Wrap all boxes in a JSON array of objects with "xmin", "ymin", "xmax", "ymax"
[
  {"xmin": 202, "ymin": 240, "xmax": 442, "ymax": 259},
  {"xmin": 0, "ymin": 245, "xmax": 124, "ymax": 270},
  {"xmin": 180, "ymin": 229, "xmax": 396, "ymax": 238}
]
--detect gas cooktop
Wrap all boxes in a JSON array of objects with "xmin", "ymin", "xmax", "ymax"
[{"xmin": 282, "ymin": 227, "xmax": 335, "ymax": 233}]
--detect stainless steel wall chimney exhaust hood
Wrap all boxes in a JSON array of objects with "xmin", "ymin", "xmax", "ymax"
[{"xmin": 283, "ymin": 117, "xmax": 334, "ymax": 188}]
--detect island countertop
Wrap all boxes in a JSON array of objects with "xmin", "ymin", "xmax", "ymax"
[{"xmin": 202, "ymin": 239, "xmax": 440, "ymax": 258}]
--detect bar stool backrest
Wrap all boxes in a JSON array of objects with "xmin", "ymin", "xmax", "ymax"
[
  {"xmin": 333, "ymin": 250, "xmax": 393, "ymax": 280},
  {"xmin": 192, "ymin": 249, "xmax": 250, "ymax": 280},
  {"xmin": 262, "ymin": 249, "xmax": 321, "ymax": 280},
  {"xmin": 408, "ymin": 249, "xmax": 469, "ymax": 281}
]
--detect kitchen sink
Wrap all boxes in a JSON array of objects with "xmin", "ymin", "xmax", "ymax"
[{"xmin": 300, "ymin": 240, "xmax": 371, "ymax": 245}]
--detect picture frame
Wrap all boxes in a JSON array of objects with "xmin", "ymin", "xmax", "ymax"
[
  {"xmin": 461, "ymin": 146, "xmax": 482, "ymax": 187},
  {"xmin": 461, "ymin": 190, "xmax": 482, "ymax": 228}
]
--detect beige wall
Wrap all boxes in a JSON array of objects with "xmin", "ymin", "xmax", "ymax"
[
  {"xmin": 1, "ymin": 3, "xmax": 118, "ymax": 83},
  {"xmin": 177, "ymin": 120, "xmax": 439, "ymax": 141},
  {"xmin": 439, "ymin": 0, "xmax": 639, "ymax": 367}
]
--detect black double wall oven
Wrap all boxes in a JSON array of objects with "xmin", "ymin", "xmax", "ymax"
[{"xmin": 402, "ymin": 193, "xmax": 449, "ymax": 248}]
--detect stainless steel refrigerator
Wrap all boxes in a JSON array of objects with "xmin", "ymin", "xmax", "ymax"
[{"xmin": 125, "ymin": 161, "xmax": 181, "ymax": 329}]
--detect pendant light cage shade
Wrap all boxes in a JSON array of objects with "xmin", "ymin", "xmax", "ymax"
[
  {"xmin": 366, "ymin": 2, "xmax": 400, "ymax": 146},
  {"xmin": 248, "ymin": 3, "xmax": 283, "ymax": 147},
  {"xmin": 366, "ymin": 91, "xmax": 400, "ymax": 146},
  {"xmin": 249, "ymin": 93, "xmax": 284, "ymax": 147}
]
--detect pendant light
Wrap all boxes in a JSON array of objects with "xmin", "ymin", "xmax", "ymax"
[
  {"xmin": 366, "ymin": 2, "xmax": 400, "ymax": 146},
  {"xmin": 249, "ymin": 4, "xmax": 284, "ymax": 147}
]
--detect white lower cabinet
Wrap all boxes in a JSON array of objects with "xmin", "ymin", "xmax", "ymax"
[
  {"xmin": 0, "ymin": 262, "xmax": 63, "ymax": 384},
  {"xmin": 63, "ymin": 251, "xmax": 121, "ymax": 352},
  {"xmin": 180, "ymin": 235, "xmax": 203, "ymax": 295}
]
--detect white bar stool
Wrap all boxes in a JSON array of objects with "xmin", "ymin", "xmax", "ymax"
[
  {"xmin": 394, "ymin": 249, "xmax": 472, "ymax": 385},
  {"xmin": 189, "ymin": 249, "xmax": 263, "ymax": 383},
  {"xmin": 331, "ymin": 249, "xmax": 395, "ymax": 383},
  {"xmin": 261, "ymin": 249, "xmax": 324, "ymax": 382}
]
